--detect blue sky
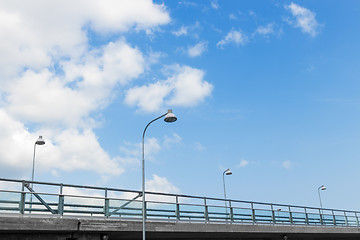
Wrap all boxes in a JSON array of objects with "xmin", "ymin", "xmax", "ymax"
[{"xmin": 1, "ymin": 0, "xmax": 360, "ymax": 211}]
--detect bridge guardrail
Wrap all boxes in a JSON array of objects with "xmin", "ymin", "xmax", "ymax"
[{"xmin": 0, "ymin": 178, "xmax": 358, "ymax": 227}]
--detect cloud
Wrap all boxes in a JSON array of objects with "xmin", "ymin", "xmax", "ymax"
[
  {"xmin": 0, "ymin": 1, "xmax": 171, "ymax": 179},
  {"xmin": 254, "ymin": 23, "xmax": 275, "ymax": 36},
  {"xmin": 210, "ymin": 0, "xmax": 219, "ymax": 9},
  {"xmin": 172, "ymin": 26, "xmax": 189, "ymax": 37},
  {"xmin": 146, "ymin": 174, "xmax": 180, "ymax": 193},
  {"xmin": 217, "ymin": 29, "xmax": 248, "ymax": 48},
  {"xmin": 285, "ymin": 3, "xmax": 320, "ymax": 37},
  {"xmin": 125, "ymin": 65, "xmax": 213, "ymax": 112},
  {"xmin": 229, "ymin": 13, "xmax": 238, "ymax": 20},
  {"xmin": 282, "ymin": 160, "xmax": 293, "ymax": 169},
  {"xmin": 4, "ymin": 39, "xmax": 145, "ymax": 128},
  {"xmin": 194, "ymin": 142, "xmax": 206, "ymax": 151},
  {"xmin": 0, "ymin": 109, "xmax": 123, "ymax": 177},
  {"xmin": 164, "ymin": 133, "xmax": 182, "ymax": 147},
  {"xmin": 238, "ymin": 159, "xmax": 249, "ymax": 168},
  {"xmin": 187, "ymin": 41, "xmax": 208, "ymax": 57},
  {"xmin": 172, "ymin": 21, "xmax": 201, "ymax": 39},
  {"xmin": 0, "ymin": 0, "xmax": 170, "ymax": 80},
  {"xmin": 124, "ymin": 81, "xmax": 172, "ymax": 113}
]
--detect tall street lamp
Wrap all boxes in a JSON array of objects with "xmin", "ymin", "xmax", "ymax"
[
  {"xmin": 30, "ymin": 136, "xmax": 45, "ymax": 210},
  {"xmin": 223, "ymin": 168, "xmax": 232, "ymax": 217},
  {"xmin": 318, "ymin": 185, "xmax": 326, "ymax": 210},
  {"xmin": 142, "ymin": 109, "xmax": 177, "ymax": 240}
]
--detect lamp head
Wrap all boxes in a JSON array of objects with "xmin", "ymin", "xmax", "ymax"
[
  {"xmin": 164, "ymin": 109, "xmax": 177, "ymax": 123},
  {"xmin": 225, "ymin": 168, "xmax": 232, "ymax": 175},
  {"xmin": 319, "ymin": 185, "xmax": 326, "ymax": 191},
  {"xmin": 36, "ymin": 136, "xmax": 45, "ymax": 145}
]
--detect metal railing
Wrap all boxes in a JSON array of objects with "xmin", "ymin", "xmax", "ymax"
[{"xmin": 0, "ymin": 178, "xmax": 359, "ymax": 227}]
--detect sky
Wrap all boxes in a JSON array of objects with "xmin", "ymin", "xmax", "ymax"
[{"xmin": 0, "ymin": 0, "xmax": 360, "ymax": 211}]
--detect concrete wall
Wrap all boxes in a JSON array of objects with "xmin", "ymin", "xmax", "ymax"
[{"xmin": 1, "ymin": 214, "xmax": 360, "ymax": 240}]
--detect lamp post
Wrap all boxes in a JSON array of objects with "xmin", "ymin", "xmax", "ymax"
[
  {"xmin": 142, "ymin": 109, "xmax": 177, "ymax": 240},
  {"xmin": 30, "ymin": 136, "xmax": 45, "ymax": 211},
  {"xmin": 318, "ymin": 185, "xmax": 326, "ymax": 210},
  {"xmin": 222, "ymin": 168, "xmax": 232, "ymax": 217}
]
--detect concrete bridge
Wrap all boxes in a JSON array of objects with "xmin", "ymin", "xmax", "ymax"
[{"xmin": 0, "ymin": 178, "xmax": 359, "ymax": 240}]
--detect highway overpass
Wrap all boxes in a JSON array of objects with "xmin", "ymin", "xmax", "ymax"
[{"xmin": 0, "ymin": 178, "xmax": 359, "ymax": 239}]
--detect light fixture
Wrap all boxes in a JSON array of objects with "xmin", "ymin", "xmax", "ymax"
[
  {"xmin": 164, "ymin": 109, "xmax": 177, "ymax": 123},
  {"xmin": 225, "ymin": 169, "xmax": 232, "ymax": 175},
  {"xmin": 35, "ymin": 136, "xmax": 45, "ymax": 145}
]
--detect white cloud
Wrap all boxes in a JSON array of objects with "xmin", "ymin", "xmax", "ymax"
[
  {"xmin": 143, "ymin": 174, "xmax": 180, "ymax": 203},
  {"xmin": 0, "ymin": 0, "xmax": 169, "ymax": 80},
  {"xmin": 164, "ymin": 133, "xmax": 182, "ymax": 147},
  {"xmin": 282, "ymin": 160, "xmax": 293, "ymax": 169},
  {"xmin": 210, "ymin": 0, "xmax": 219, "ymax": 10},
  {"xmin": 172, "ymin": 22, "xmax": 201, "ymax": 39},
  {"xmin": 194, "ymin": 142, "xmax": 206, "ymax": 151},
  {"xmin": 4, "ymin": 39, "xmax": 145, "ymax": 128},
  {"xmin": 285, "ymin": 3, "xmax": 320, "ymax": 37},
  {"xmin": 187, "ymin": 41, "xmax": 208, "ymax": 57},
  {"xmin": 238, "ymin": 159, "xmax": 249, "ymax": 168},
  {"xmin": 88, "ymin": 0, "xmax": 170, "ymax": 34},
  {"xmin": 172, "ymin": 26, "xmax": 189, "ymax": 37},
  {"xmin": 124, "ymin": 81, "xmax": 172, "ymax": 112},
  {"xmin": 167, "ymin": 66, "xmax": 213, "ymax": 107},
  {"xmin": 44, "ymin": 129, "xmax": 123, "ymax": 175},
  {"xmin": 146, "ymin": 174, "xmax": 180, "ymax": 193},
  {"xmin": 0, "ymin": 1, "xmax": 171, "ymax": 179},
  {"xmin": 229, "ymin": 13, "xmax": 238, "ymax": 20},
  {"xmin": 217, "ymin": 29, "xmax": 248, "ymax": 48},
  {"xmin": 254, "ymin": 23, "xmax": 275, "ymax": 36},
  {"xmin": 118, "ymin": 135, "xmax": 181, "ymax": 167},
  {"xmin": 125, "ymin": 65, "xmax": 213, "ymax": 112},
  {"xmin": 0, "ymin": 109, "xmax": 123, "ymax": 177}
]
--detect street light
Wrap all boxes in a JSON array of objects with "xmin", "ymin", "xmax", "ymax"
[
  {"xmin": 223, "ymin": 168, "xmax": 232, "ymax": 218},
  {"xmin": 30, "ymin": 136, "xmax": 45, "ymax": 211},
  {"xmin": 318, "ymin": 185, "xmax": 326, "ymax": 210},
  {"xmin": 142, "ymin": 109, "xmax": 177, "ymax": 240}
]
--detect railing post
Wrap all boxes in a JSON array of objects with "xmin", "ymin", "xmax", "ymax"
[
  {"xmin": 58, "ymin": 184, "xmax": 64, "ymax": 215},
  {"xmin": 332, "ymin": 210, "xmax": 336, "ymax": 226},
  {"xmin": 229, "ymin": 200, "xmax": 234, "ymax": 222},
  {"xmin": 305, "ymin": 208, "xmax": 309, "ymax": 225},
  {"xmin": 204, "ymin": 198, "xmax": 209, "ymax": 221},
  {"xmin": 271, "ymin": 205, "xmax": 275, "ymax": 224},
  {"xmin": 251, "ymin": 202, "xmax": 256, "ymax": 224},
  {"xmin": 355, "ymin": 212, "xmax": 359, "ymax": 227},
  {"xmin": 19, "ymin": 181, "xmax": 26, "ymax": 214},
  {"xmin": 289, "ymin": 206, "xmax": 293, "ymax": 224},
  {"xmin": 104, "ymin": 188, "xmax": 109, "ymax": 217},
  {"xmin": 319, "ymin": 209, "xmax": 323, "ymax": 225},
  {"xmin": 175, "ymin": 195, "xmax": 180, "ymax": 220},
  {"xmin": 344, "ymin": 211, "xmax": 348, "ymax": 226}
]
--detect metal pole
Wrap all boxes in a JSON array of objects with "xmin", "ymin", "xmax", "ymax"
[
  {"xmin": 29, "ymin": 136, "xmax": 45, "ymax": 212},
  {"xmin": 222, "ymin": 169, "xmax": 231, "ymax": 218},
  {"xmin": 222, "ymin": 170, "xmax": 228, "ymax": 216},
  {"xmin": 142, "ymin": 113, "xmax": 167, "ymax": 240},
  {"xmin": 30, "ymin": 142, "xmax": 37, "ymax": 211},
  {"xmin": 318, "ymin": 186, "xmax": 324, "ymax": 212}
]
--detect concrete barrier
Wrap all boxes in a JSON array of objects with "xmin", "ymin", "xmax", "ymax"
[{"xmin": 1, "ymin": 213, "xmax": 360, "ymax": 239}]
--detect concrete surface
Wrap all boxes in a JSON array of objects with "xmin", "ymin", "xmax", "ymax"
[{"xmin": 1, "ymin": 213, "xmax": 359, "ymax": 240}]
